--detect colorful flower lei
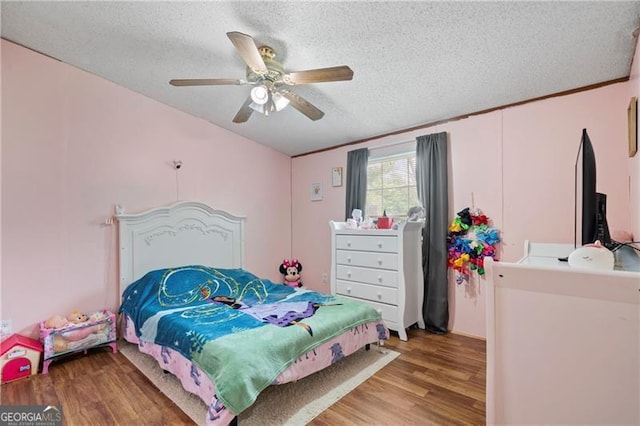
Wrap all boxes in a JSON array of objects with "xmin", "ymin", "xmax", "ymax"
[{"xmin": 447, "ymin": 207, "xmax": 501, "ymax": 284}]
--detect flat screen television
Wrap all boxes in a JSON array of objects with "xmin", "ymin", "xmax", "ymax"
[{"xmin": 579, "ymin": 129, "xmax": 613, "ymax": 248}]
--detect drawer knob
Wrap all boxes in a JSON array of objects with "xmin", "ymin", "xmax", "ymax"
[
  {"xmin": 347, "ymin": 241, "xmax": 352, "ymax": 247},
  {"xmin": 377, "ymin": 292, "xmax": 382, "ymax": 299},
  {"xmin": 347, "ymin": 287, "xmax": 352, "ymax": 294},
  {"xmin": 377, "ymin": 309, "xmax": 382, "ymax": 314},
  {"xmin": 377, "ymin": 242, "xmax": 383, "ymax": 248},
  {"xmin": 377, "ymin": 258, "xmax": 382, "ymax": 265},
  {"xmin": 347, "ymin": 271, "xmax": 352, "ymax": 277},
  {"xmin": 347, "ymin": 256, "xmax": 352, "ymax": 263},
  {"xmin": 377, "ymin": 275, "xmax": 383, "ymax": 282}
]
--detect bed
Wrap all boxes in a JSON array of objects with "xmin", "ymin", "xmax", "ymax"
[{"xmin": 116, "ymin": 201, "xmax": 388, "ymax": 425}]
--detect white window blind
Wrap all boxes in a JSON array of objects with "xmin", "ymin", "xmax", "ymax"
[{"xmin": 366, "ymin": 151, "xmax": 418, "ymax": 219}]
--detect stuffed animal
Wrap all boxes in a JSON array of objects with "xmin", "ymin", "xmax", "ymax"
[
  {"xmin": 67, "ymin": 311, "xmax": 89, "ymax": 324},
  {"xmin": 61, "ymin": 323, "xmax": 106, "ymax": 341},
  {"xmin": 279, "ymin": 259, "xmax": 303, "ymax": 288},
  {"xmin": 568, "ymin": 240, "xmax": 614, "ymax": 270},
  {"xmin": 53, "ymin": 335, "xmax": 68, "ymax": 352},
  {"xmin": 53, "ymin": 328, "xmax": 105, "ymax": 353},
  {"xmin": 44, "ymin": 315, "xmax": 69, "ymax": 329},
  {"xmin": 89, "ymin": 311, "xmax": 107, "ymax": 322}
]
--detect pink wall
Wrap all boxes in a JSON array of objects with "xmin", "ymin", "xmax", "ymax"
[
  {"xmin": 0, "ymin": 41, "xmax": 3, "ymax": 338},
  {"xmin": 629, "ymin": 37, "xmax": 640, "ymax": 242},
  {"xmin": 3, "ymin": 37, "xmax": 637, "ymax": 342},
  {"xmin": 1, "ymin": 40, "xmax": 292, "ymax": 339},
  {"xmin": 503, "ymin": 85, "xmax": 632, "ymax": 248},
  {"xmin": 292, "ymin": 80, "xmax": 634, "ymax": 339}
]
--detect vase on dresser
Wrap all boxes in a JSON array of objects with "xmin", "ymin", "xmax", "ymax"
[{"xmin": 329, "ymin": 220, "xmax": 425, "ymax": 341}]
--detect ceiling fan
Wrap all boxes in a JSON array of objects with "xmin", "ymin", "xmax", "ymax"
[{"xmin": 169, "ymin": 31, "xmax": 354, "ymax": 123}]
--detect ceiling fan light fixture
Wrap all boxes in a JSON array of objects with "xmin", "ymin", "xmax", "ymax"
[
  {"xmin": 272, "ymin": 91, "xmax": 290, "ymax": 112},
  {"xmin": 248, "ymin": 100, "xmax": 273, "ymax": 115},
  {"xmin": 250, "ymin": 85, "xmax": 269, "ymax": 105},
  {"xmin": 248, "ymin": 102, "xmax": 266, "ymax": 114}
]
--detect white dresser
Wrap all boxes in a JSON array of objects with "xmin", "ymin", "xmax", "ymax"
[
  {"xmin": 485, "ymin": 242, "xmax": 640, "ymax": 425},
  {"xmin": 329, "ymin": 220, "xmax": 425, "ymax": 341}
]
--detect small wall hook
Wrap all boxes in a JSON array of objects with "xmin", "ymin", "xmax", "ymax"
[{"xmin": 173, "ymin": 160, "xmax": 183, "ymax": 170}]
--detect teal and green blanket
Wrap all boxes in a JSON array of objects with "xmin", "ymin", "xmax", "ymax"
[{"xmin": 119, "ymin": 265, "xmax": 384, "ymax": 414}]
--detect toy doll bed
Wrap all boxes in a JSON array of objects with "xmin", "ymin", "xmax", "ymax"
[{"xmin": 116, "ymin": 201, "xmax": 388, "ymax": 425}]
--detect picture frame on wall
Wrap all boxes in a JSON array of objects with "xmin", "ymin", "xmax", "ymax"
[
  {"xmin": 310, "ymin": 182, "xmax": 323, "ymax": 201},
  {"xmin": 332, "ymin": 167, "xmax": 343, "ymax": 187},
  {"xmin": 629, "ymin": 96, "xmax": 637, "ymax": 157}
]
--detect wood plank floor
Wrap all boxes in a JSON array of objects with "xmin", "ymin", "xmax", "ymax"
[{"xmin": 0, "ymin": 327, "xmax": 485, "ymax": 425}]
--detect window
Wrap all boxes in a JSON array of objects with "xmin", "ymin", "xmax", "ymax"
[{"xmin": 366, "ymin": 151, "xmax": 418, "ymax": 219}]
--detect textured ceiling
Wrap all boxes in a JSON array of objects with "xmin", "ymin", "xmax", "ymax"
[{"xmin": 2, "ymin": 1, "xmax": 639, "ymax": 156}]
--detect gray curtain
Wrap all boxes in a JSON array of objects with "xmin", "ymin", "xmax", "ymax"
[
  {"xmin": 416, "ymin": 132, "xmax": 449, "ymax": 334},
  {"xmin": 344, "ymin": 148, "xmax": 369, "ymax": 220}
]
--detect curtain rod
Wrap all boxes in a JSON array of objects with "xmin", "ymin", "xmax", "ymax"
[{"xmin": 369, "ymin": 139, "xmax": 415, "ymax": 151}]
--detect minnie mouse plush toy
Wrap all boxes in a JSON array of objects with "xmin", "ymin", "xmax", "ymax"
[{"xmin": 279, "ymin": 259, "xmax": 303, "ymax": 288}]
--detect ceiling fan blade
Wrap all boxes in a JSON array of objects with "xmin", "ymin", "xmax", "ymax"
[
  {"xmin": 227, "ymin": 31, "xmax": 268, "ymax": 73},
  {"xmin": 169, "ymin": 79, "xmax": 245, "ymax": 86},
  {"xmin": 284, "ymin": 66, "xmax": 354, "ymax": 85},
  {"xmin": 279, "ymin": 89, "xmax": 325, "ymax": 121},
  {"xmin": 232, "ymin": 97, "xmax": 254, "ymax": 123}
]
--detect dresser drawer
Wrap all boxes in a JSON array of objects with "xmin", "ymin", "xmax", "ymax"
[
  {"xmin": 336, "ymin": 235, "xmax": 397, "ymax": 253},
  {"xmin": 336, "ymin": 250, "xmax": 398, "ymax": 270},
  {"xmin": 337, "ymin": 295, "xmax": 399, "ymax": 326},
  {"xmin": 336, "ymin": 280, "xmax": 398, "ymax": 305},
  {"xmin": 368, "ymin": 300, "xmax": 399, "ymax": 328},
  {"xmin": 336, "ymin": 265, "xmax": 398, "ymax": 288}
]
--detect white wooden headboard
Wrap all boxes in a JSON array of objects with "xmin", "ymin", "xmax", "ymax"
[{"xmin": 116, "ymin": 201, "xmax": 245, "ymax": 296}]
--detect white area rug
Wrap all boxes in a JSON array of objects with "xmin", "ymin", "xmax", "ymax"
[{"xmin": 120, "ymin": 341, "xmax": 399, "ymax": 425}]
